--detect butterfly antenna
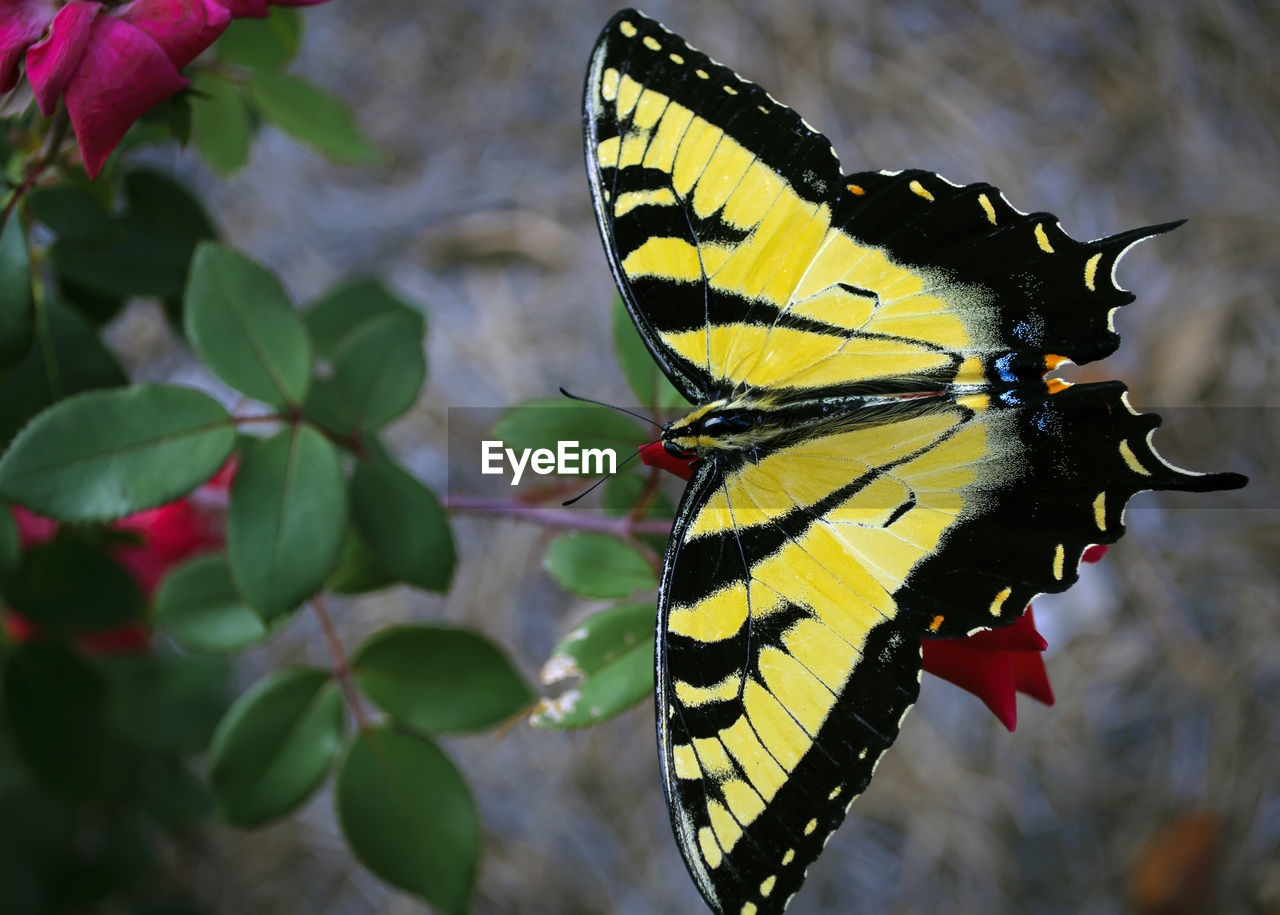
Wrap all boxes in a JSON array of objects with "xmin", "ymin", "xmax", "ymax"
[
  {"xmin": 559, "ymin": 387, "xmax": 662, "ymax": 430},
  {"xmin": 562, "ymin": 446, "xmax": 643, "ymax": 506}
]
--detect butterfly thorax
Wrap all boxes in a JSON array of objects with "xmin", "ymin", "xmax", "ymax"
[{"xmin": 662, "ymin": 392, "xmax": 950, "ymax": 459}]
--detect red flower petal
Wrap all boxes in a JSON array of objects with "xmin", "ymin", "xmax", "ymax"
[
  {"xmin": 0, "ymin": 0, "xmax": 56, "ymax": 91},
  {"xmin": 112, "ymin": 499, "xmax": 223, "ymax": 594},
  {"xmin": 1011, "ymin": 649, "xmax": 1055, "ymax": 706},
  {"xmin": 922, "ymin": 637, "xmax": 1020, "ymax": 731},
  {"xmin": 24, "ymin": 0, "xmax": 99, "ymax": 115},
  {"xmin": 77, "ymin": 623, "xmax": 150, "ymax": 654},
  {"xmin": 922, "ymin": 607, "xmax": 1054, "ymax": 731},
  {"xmin": 1, "ymin": 611, "xmax": 40, "ymax": 644},
  {"xmin": 61, "ymin": 14, "xmax": 188, "ymax": 178},
  {"xmin": 116, "ymin": 0, "xmax": 230, "ymax": 68},
  {"xmin": 639, "ymin": 440, "xmax": 697, "ymax": 481}
]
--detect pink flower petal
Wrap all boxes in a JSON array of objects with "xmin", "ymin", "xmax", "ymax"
[
  {"xmin": 213, "ymin": 0, "xmax": 269, "ymax": 16},
  {"xmin": 24, "ymin": 0, "xmax": 100, "ymax": 115},
  {"xmin": 112, "ymin": 499, "xmax": 223, "ymax": 594},
  {"xmin": 116, "ymin": 0, "xmax": 230, "ymax": 69},
  {"xmin": 0, "ymin": 0, "xmax": 56, "ymax": 91},
  {"xmin": 11, "ymin": 505, "xmax": 58, "ymax": 548},
  {"xmin": 62, "ymin": 14, "xmax": 188, "ymax": 178}
]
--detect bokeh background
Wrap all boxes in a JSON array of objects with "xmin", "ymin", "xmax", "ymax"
[{"xmin": 114, "ymin": 0, "xmax": 1277, "ymax": 912}]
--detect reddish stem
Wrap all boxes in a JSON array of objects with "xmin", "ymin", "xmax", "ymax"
[{"xmin": 311, "ymin": 594, "xmax": 371, "ymax": 732}]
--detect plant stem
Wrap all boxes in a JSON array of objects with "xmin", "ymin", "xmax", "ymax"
[
  {"xmin": 446, "ymin": 495, "xmax": 673, "ymax": 537},
  {"xmin": 311, "ymin": 594, "xmax": 371, "ymax": 732},
  {"xmin": 1, "ymin": 107, "xmax": 70, "ymax": 233}
]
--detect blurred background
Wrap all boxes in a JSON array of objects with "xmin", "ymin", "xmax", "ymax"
[{"xmin": 113, "ymin": 0, "xmax": 1277, "ymax": 912}]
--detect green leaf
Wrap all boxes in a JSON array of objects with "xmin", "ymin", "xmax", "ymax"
[
  {"xmin": 0, "ymin": 297, "xmax": 126, "ymax": 449},
  {"xmin": 0, "ymin": 383, "xmax": 235, "ymax": 521},
  {"xmin": 248, "ymin": 71, "xmax": 380, "ymax": 164},
  {"xmin": 100, "ymin": 652, "xmax": 229, "ymax": 755},
  {"xmin": 208, "ymin": 667, "xmax": 343, "ymax": 827},
  {"xmin": 184, "ymin": 243, "xmax": 312, "ymax": 407},
  {"xmin": 49, "ymin": 170, "xmax": 215, "ymax": 301},
  {"xmin": 543, "ymin": 532, "xmax": 656, "ymax": 599},
  {"xmin": 0, "ymin": 213, "xmax": 34, "ymax": 370},
  {"xmin": 492, "ymin": 399, "xmax": 645, "ymax": 461},
  {"xmin": 352, "ymin": 625, "xmax": 533, "ymax": 733},
  {"xmin": 304, "ymin": 278, "xmax": 424, "ymax": 359},
  {"xmin": 349, "ymin": 456, "xmax": 454, "ymax": 592},
  {"xmin": 227, "ymin": 425, "xmax": 346, "ymax": 620},
  {"xmin": 0, "ymin": 503, "xmax": 16, "ymax": 578},
  {"xmin": 305, "ymin": 312, "xmax": 424, "ymax": 433},
  {"xmin": 611, "ymin": 294, "xmax": 686, "ymax": 409},
  {"xmin": 3, "ymin": 643, "xmax": 123, "ymax": 801},
  {"xmin": 529, "ymin": 603, "xmax": 654, "ymax": 729},
  {"xmin": 602, "ymin": 470, "xmax": 674, "ymax": 553},
  {"xmin": 0, "ymin": 531, "xmax": 145, "ymax": 632},
  {"xmin": 215, "ymin": 7, "xmax": 302, "ymax": 69},
  {"xmin": 337, "ymin": 727, "xmax": 478, "ymax": 915},
  {"xmin": 154, "ymin": 554, "xmax": 268, "ymax": 654},
  {"xmin": 25, "ymin": 186, "xmax": 120, "ymax": 244},
  {"xmin": 326, "ymin": 526, "xmax": 396, "ymax": 595},
  {"xmin": 189, "ymin": 71, "xmax": 252, "ymax": 176}
]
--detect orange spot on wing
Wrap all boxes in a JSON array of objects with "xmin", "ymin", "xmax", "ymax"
[
  {"xmin": 847, "ymin": 183, "xmax": 865, "ymax": 196},
  {"xmin": 929, "ymin": 615, "xmax": 945, "ymax": 632},
  {"xmin": 1046, "ymin": 378, "xmax": 1072, "ymax": 393},
  {"xmin": 1044, "ymin": 354, "xmax": 1068, "ymax": 371}
]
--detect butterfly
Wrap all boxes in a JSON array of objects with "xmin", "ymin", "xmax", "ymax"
[{"xmin": 583, "ymin": 9, "xmax": 1246, "ymax": 915}]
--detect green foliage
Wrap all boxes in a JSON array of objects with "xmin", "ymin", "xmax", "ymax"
[
  {"xmin": 349, "ymin": 455, "xmax": 455, "ymax": 592},
  {"xmin": 352, "ymin": 625, "xmax": 533, "ymax": 733},
  {"xmin": 337, "ymin": 726, "xmax": 479, "ymax": 915},
  {"xmin": 207, "ymin": 668, "xmax": 344, "ymax": 827},
  {"xmin": 188, "ymin": 72, "xmax": 252, "ymax": 176},
  {"xmin": 3, "ymin": 644, "xmax": 123, "ymax": 802},
  {"xmin": 1, "ymin": 532, "xmax": 145, "ymax": 633},
  {"xmin": 25, "ymin": 186, "xmax": 120, "ymax": 244},
  {"xmin": 227, "ymin": 425, "xmax": 347, "ymax": 620},
  {"xmin": 49, "ymin": 170, "xmax": 216, "ymax": 303},
  {"xmin": 612, "ymin": 294, "xmax": 686, "ymax": 409},
  {"xmin": 304, "ymin": 278, "xmax": 424, "ymax": 358},
  {"xmin": 154, "ymin": 555, "xmax": 267, "ymax": 654},
  {"xmin": 0, "ymin": 297, "xmax": 126, "ymax": 448},
  {"xmin": 494, "ymin": 398, "xmax": 647, "ymax": 458},
  {"xmin": 544, "ymin": 531, "xmax": 657, "ymax": 599},
  {"xmin": 531, "ymin": 603, "xmax": 655, "ymax": 729},
  {"xmin": 215, "ymin": 8, "xmax": 303, "ymax": 70},
  {"xmin": 305, "ymin": 311, "xmax": 425, "ymax": 433},
  {"xmin": 184, "ymin": 243, "xmax": 313, "ymax": 408},
  {"xmin": 0, "ymin": 384, "xmax": 235, "ymax": 521},
  {"xmin": 249, "ymin": 71, "xmax": 381, "ymax": 164},
  {"xmin": 0, "ymin": 212, "xmax": 35, "ymax": 369},
  {"xmin": 0, "ymin": 9, "xmax": 496, "ymax": 913}
]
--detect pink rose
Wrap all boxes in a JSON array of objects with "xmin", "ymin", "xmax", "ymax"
[{"xmin": 1, "ymin": 0, "xmax": 326, "ymax": 177}]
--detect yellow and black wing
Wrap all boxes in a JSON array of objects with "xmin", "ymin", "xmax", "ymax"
[{"xmin": 584, "ymin": 9, "xmax": 1245, "ymax": 915}]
